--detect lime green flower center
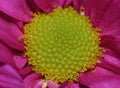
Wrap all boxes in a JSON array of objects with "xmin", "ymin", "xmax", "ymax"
[{"xmin": 24, "ymin": 7, "xmax": 102, "ymax": 83}]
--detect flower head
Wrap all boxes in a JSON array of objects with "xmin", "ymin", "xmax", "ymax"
[{"xmin": 0, "ymin": 0, "xmax": 120, "ymax": 88}]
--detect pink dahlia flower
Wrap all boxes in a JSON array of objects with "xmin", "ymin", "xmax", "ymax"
[{"xmin": 0, "ymin": 0, "xmax": 120, "ymax": 88}]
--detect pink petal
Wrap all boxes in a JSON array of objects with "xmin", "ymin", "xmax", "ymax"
[
  {"xmin": 14, "ymin": 56, "xmax": 28, "ymax": 69},
  {"xmin": 0, "ymin": 65, "xmax": 24, "ymax": 88},
  {"xmin": 79, "ymin": 67, "xmax": 120, "ymax": 88},
  {"xmin": 0, "ymin": 17, "xmax": 24, "ymax": 51},
  {"xmin": 24, "ymin": 73, "xmax": 41, "ymax": 88},
  {"xmin": 0, "ymin": 0, "xmax": 32, "ymax": 22},
  {"xmin": 34, "ymin": 0, "xmax": 54, "ymax": 12},
  {"xmin": 82, "ymin": 0, "xmax": 112, "ymax": 27}
]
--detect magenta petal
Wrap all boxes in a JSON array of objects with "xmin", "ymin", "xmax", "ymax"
[
  {"xmin": 32, "ymin": 80, "xmax": 45, "ymax": 88},
  {"xmin": 64, "ymin": 82, "xmax": 79, "ymax": 88},
  {"xmin": 26, "ymin": 0, "xmax": 40, "ymax": 12},
  {"xmin": 53, "ymin": 0, "xmax": 65, "ymax": 7},
  {"xmin": 82, "ymin": 0, "xmax": 112, "ymax": 27},
  {"xmin": 100, "ymin": 35, "xmax": 120, "ymax": 58},
  {"xmin": 0, "ymin": 43, "xmax": 15, "ymax": 66},
  {"xmin": 73, "ymin": 0, "xmax": 81, "ymax": 12},
  {"xmin": 0, "ymin": 0, "xmax": 32, "ymax": 22},
  {"xmin": 104, "ymin": 55, "xmax": 120, "ymax": 68},
  {"xmin": 19, "ymin": 66, "xmax": 32, "ymax": 76},
  {"xmin": 34, "ymin": 0, "xmax": 53, "ymax": 12},
  {"xmin": 99, "ymin": 0, "xmax": 120, "ymax": 35},
  {"xmin": 0, "ymin": 65, "xmax": 24, "ymax": 88},
  {"xmin": 47, "ymin": 81, "xmax": 59, "ymax": 88},
  {"xmin": 17, "ymin": 22, "xmax": 24, "ymax": 32},
  {"xmin": 63, "ymin": 0, "xmax": 72, "ymax": 7},
  {"xmin": 24, "ymin": 73, "xmax": 41, "ymax": 88},
  {"xmin": 79, "ymin": 67, "xmax": 120, "ymax": 88},
  {"xmin": 14, "ymin": 56, "xmax": 28, "ymax": 69},
  {"xmin": 0, "ymin": 65, "xmax": 22, "ymax": 81},
  {"xmin": 97, "ymin": 58, "xmax": 120, "ymax": 75},
  {"xmin": 0, "ymin": 17, "xmax": 24, "ymax": 51}
]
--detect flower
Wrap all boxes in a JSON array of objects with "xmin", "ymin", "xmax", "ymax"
[{"xmin": 0, "ymin": 0, "xmax": 120, "ymax": 88}]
